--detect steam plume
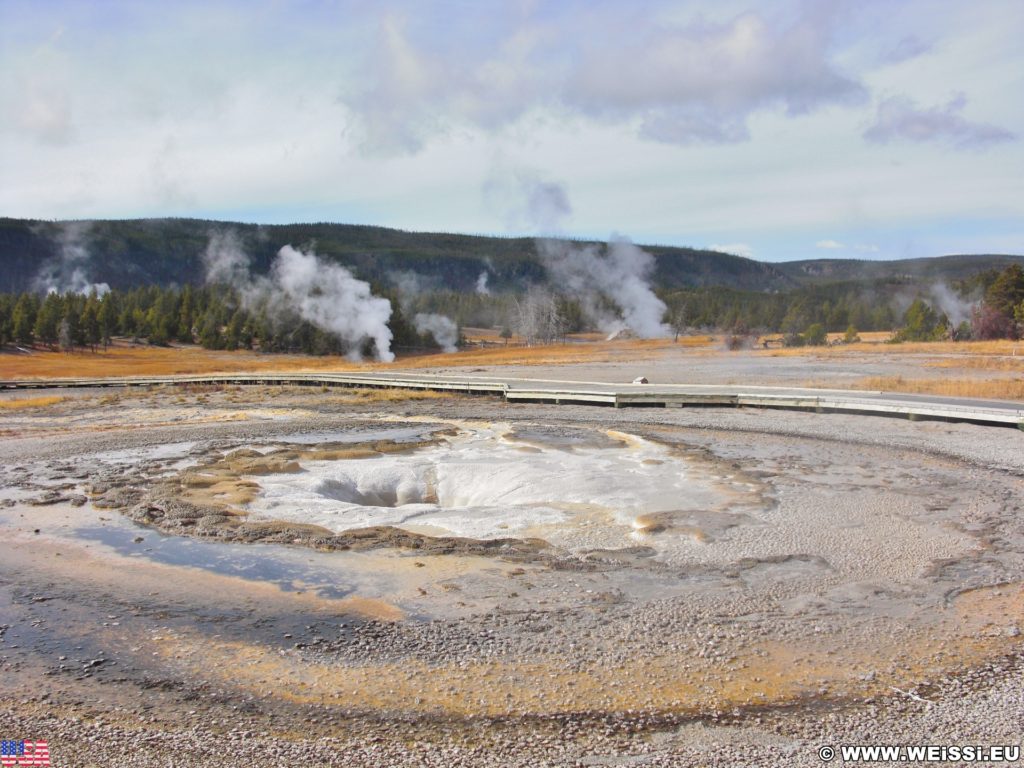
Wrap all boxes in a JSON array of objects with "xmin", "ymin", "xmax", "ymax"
[
  {"xmin": 203, "ymin": 232, "xmax": 394, "ymax": 362},
  {"xmin": 928, "ymin": 283, "xmax": 977, "ymax": 326},
  {"xmin": 202, "ymin": 230, "xmax": 251, "ymax": 286},
  {"xmin": 537, "ymin": 235, "xmax": 669, "ymax": 338},
  {"xmin": 475, "ymin": 271, "xmax": 490, "ymax": 295},
  {"xmin": 414, "ymin": 313, "xmax": 458, "ymax": 352},
  {"xmin": 504, "ymin": 175, "xmax": 669, "ymax": 338},
  {"xmin": 389, "ymin": 270, "xmax": 431, "ymax": 313},
  {"xmin": 389, "ymin": 268, "xmax": 460, "ymax": 352},
  {"xmin": 34, "ymin": 222, "xmax": 111, "ymax": 296}
]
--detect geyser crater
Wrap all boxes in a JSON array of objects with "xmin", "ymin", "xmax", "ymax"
[{"xmin": 243, "ymin": 425, "xmax": 746, "ymax": 555}]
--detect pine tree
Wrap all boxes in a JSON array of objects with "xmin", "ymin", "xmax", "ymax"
[
  {"xmin": 0, "ymin": 294, "xmax": 12, "ymax": 346},
  {"xmin": 224, "ymin": 309, "xmax": 249, "ymax": 350},
  {"xmin": 198, "ymin": 309, "xmax": 222, "ymax": 349},
  {"xmin": 97, "ymin": 293, "xmax": 118, "ymax": 348},
  {"xmin": 34, "ymin": 293, "xmax": 64, "ymax": 348},
  {"xmin": 12, "ymin": 294, "xmax": 37, "ymax": 345},
  {"xmin": 59, "ymin": 301, "xmax": 80, "ymax": 352},
  {"xmin": 81, "ymin": 292, "xmax": 101, "ymax": 351},
  {"xmin": 178, "ymin": 285, "xmax": 195, "ymax": 342},
  {"xmin": 985, "ymin": 265, "xmax": 1024, "ymax": 317},
  {"xmin": 895, "ymin": 299, "xmax": 946, "ymax": 342}
]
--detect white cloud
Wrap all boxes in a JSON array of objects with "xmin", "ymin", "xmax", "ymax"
[
  {"xmin": 879, "ymin": 35, "xmax": 932, "ymax": 66},
  {"xmin": 565, "ymin": 11, "xmax": 866, "ymax": 146},
  {"xmin": 0, "ymin": 0, "xmax": 1022, "ymax": 263},
  {"xmin": 814, "ymin": 239, "xmax": 880, "ymax": 253},
  {"xmin": 347, "ymin": 6, "xmax": 866, "ymax": 151},
  {"xmin": 710, "ymin": 243, "xmax": 754, "ymax": 258},
  {"xmin": 349, "ymin": 13, "xmax": 552, "ymax": 154}
]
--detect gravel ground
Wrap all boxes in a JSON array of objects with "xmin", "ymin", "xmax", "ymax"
[{"xmin": 1, "ymin": 386, "xmax": 1022, "ymax": 766}]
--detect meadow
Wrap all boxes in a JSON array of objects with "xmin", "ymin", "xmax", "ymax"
[{"xmin": 1, "ymin": 333, "xmax": 1022, "ymax": 401}]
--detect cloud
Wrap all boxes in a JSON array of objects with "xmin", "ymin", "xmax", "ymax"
[
  {"xmin": 2, "ymin": 0, "xmax": 1023, "ymax": 253},
  {"xmin": 149, "ymin": 135, "xmax": 195, "ymax": 208},
  {"xmin": 710, "ymin": 243, "xmax": 754, "ymax": 259},
  {"xmin": 864, "ymin": 93, "xmax": 1016, "ymax": 149},
  {"xmin": 352, "ymin": 7, "xmax": 865, "ymax": 151},
  {"xmin": 10, "ymin": 37, "xmax": 75, "ymax": 145},
  {"xmin": 565, "ymin": 11, "xmax": 865, "ymax": 146},
  {"xmin": 815, "ymin": 239, "xmax": 879, "ymax": 253},
  {"xmin": 638, "ymin": 110, "xmax": 750, "ymax": 145},
  {"xmin": 350, "ymin": 13, "xmax": 551, "ymax": 154},
  {"xmin": 20, "ymin": 75, "xmax": 73, "ymax": 144},
  {"xmin": 879, "ymin": 35, "xmax": 932, "ymax": 66}
]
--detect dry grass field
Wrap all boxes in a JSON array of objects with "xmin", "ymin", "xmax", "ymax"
[
  {"xmin": 2, "ymin": 335, "xmax": 1022, "ymax": 401},
  {"xmin": 758, "ymin": 337, "xmax": 1023, "ymax": 358},
  {"xmin": 0, "ymin": 344, "xmax": 363, "ymax": 379},
  {"xmin": 321, "ymin": 387, "xmax": 452, "ymax": 404},
  {"xmin": 0, "ymin": 337, "xmax": 712, "ymax": 379},
  {"xmin": 0, "ymin": 395, "xmax": 67, "ymax": 410},
  {"xmin": 848, "ymin": 376, "xmax": 1024, "ymax": 401}
]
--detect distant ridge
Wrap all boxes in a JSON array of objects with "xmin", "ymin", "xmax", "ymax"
[
  {"xmin": 776, "ymin": 254, "xmax": 1024, "ymax": 284},
  {"xmin": 0, "ymin": 216, "xmax": 1021, "ymax": 295}
]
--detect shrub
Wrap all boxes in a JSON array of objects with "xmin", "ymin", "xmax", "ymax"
[
  {"xmin": 971, "ymin": 303, "xmax": 1017, "ymax": 340},
  {"xmin": 892, "ymin": 298, "xmax": 947, "ymax": 342},
  {"xmin": 804, "ymin": 323, "xmax": 827, "ymax": 346}
]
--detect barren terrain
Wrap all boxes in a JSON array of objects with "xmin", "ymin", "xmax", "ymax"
[
  {"xmin": 1, "ymin": 347, "xmax": 1022, "ymax": 766},
  {"xmin": 4, "ymin": 334, "xmax": 1024, "ymax": 400}
]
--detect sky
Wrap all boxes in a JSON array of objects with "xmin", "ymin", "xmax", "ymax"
[{"xmin": 0, "ymin": 0, "xmax": 1021, "ymax": 262}]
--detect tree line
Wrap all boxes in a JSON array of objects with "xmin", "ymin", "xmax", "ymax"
[
  {"xmin": 1, "ymin": 264, "xmax": 1021, "ymax": 354},
  {"xmin": 0, "ymin": 284, "xmax": 443, "ymax": 355},
  {"xmin": 662, "ymin": 264, "xmax": 1024, "ymax": 344}
]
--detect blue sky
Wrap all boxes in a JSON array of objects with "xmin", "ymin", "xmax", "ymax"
[{"xmin": 0, "ymin": 0, "xmax": 1021, "ymax": 262}]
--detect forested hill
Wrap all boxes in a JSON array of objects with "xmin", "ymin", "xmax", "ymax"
[
  {"xmin": 776, "ymin": 255, "xmax": 1024, "ymax": 285},
  {"xmin": 1, "ymin": 216, "xmax": 1021, "ymax": 296}
]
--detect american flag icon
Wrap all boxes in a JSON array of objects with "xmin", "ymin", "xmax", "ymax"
[{"xmin": 0, "ymin": 741, "xmax": 50, "ymax": 767}]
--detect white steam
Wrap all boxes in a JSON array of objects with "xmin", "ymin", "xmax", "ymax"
[
  {"xmin": 928, "ymin": 283, "xmax": 977, "ymax": 326},
  {"xmin": 34, "ymin": 222, "xmax": 111, "ymax": 296},
  {"xmin": 202, "ymin": 230, "xmax": 251, "ymax": 286},
  {"xmin": 203, "ymin": 231, "xmax": 395, "ymax": 362},
  {"xmin": 272, "ymin": 246, "xmax": 395, "ymax": 362},
  {"xmin": 537, "ymin": 235, "xmax": 669, "ymax": 339},
  {"xmin": 502, "ymin": 174, "xmax": 669, "ymax": 338},
  {"xmin": 484, "ymin": 169, "xmax": 573, "ymax": 233},
  {"xmin": 389, "ymin": 269, "xmax": 431, "ymax": 312},
  {"xmin": 475, "ymin": 271, "xmax": 490, "ymax": 295},
  {"xmin": 413, "ymin": 313, "xmax": 458, "ymax": 353},
  {"xmin": 389, "ymin": 268, "xmax": 460, "ymax": 352}
]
